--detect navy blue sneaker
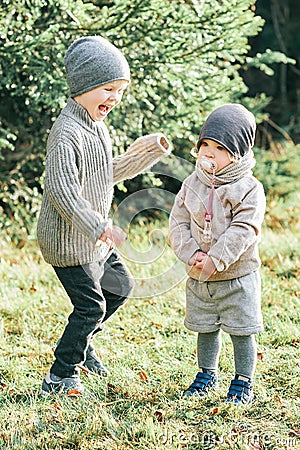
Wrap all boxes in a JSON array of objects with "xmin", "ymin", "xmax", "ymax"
[
  {"xmin": 40, "ymin": 372, "xmax": 85, "ymax": 397},
  {"xmin": 226, "ymin": 376, "xmax": 254, "ymax": 405},
  {"xmin": 183, "ymin": 370, "xmax": 218, "ymax": 397}
]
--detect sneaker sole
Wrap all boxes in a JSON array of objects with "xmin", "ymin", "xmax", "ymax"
[
  {"xmin": 40, "ymin": 389, "xmax": 51, "ymax": 398},
  {"xmin": 39, "ymin": 387, "xmax": 85, "ymax": 398},
  {"xmin": 182, "ymin": 385, "xmax": 219, "ymax": 398}
]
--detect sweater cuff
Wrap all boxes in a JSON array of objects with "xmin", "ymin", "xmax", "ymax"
[
  {"xmin": 210, "ymin": 256, "xmax": 225, "ymax": 272},
  {"xmin": 113, "ymin": 133, "xmax": 171, "ymax": 184},
  {"xmin": 91, "ymin": 220, "xmax": 109, "ymax": 245},
  {"xmin": 126, "ymin": 133, "xmax": 171, "ymax": 156}
]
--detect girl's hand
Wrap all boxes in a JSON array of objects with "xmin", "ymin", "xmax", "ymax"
[
  {"xmin": 189, "ymin": 251, "xmax": 217, "ymax": 279},
  {"xmin": 194, "ymin": 255, "xmax": 216, "ymax": 277},
  {"xmin": 188, "ymin": 250, "xmax": 207, "ymax": 266}
]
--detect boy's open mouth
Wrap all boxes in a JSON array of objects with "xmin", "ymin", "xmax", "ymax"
[{"xmin": 99, "ymin": 105, "xmax": 110, "ymax": 114}]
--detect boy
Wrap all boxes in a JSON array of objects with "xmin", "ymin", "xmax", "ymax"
[
  {"xmin": 37, "ymin": 36, "xmax": 170, "ymax": 396},
  {"xmin": 169, "ymin": 104, "xmax": 265, "ymax": 405}
]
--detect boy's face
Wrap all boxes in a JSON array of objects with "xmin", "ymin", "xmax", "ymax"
[
  {"xmin": 74, "ymin": 79, "xmax": 129, "ymax": 121},
  {"xmin": 198, "ymin": 139, "xmax": 234, "ymax": 172}
]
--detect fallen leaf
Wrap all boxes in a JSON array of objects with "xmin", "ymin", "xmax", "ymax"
[
  {"xmin": 53, "ymin": 432, "xmax": 66, "ymax": 439},
  {"xmin": 151, "ymin": 322, "xmax": 163, "ymax": 329},
  {"xmin": 289, "ymin": 429, "xmax": 300, "ymax": 437},
  {"xmin": 53, "ymin": 402, "xmax": 62, "ymax": 410},
  {"xmin": 211, "ymin": 407, "xmax": 219, "ymax": 415},
  {"xmin": 257, "ymin": 352, "xmax": 264, "ymax": 361},
  {"xmin": 79, "ymin": 366, "xmax": 89, "ymax": 375},
  {"xmin": 29, "ymin": 282, "xmax": 37, "ymax": 293},
  {"xmin": 139, "ymin": 371, "xmax": 148, "ymax": 382},
  {"xmin": 18, "ymin": 240, "xmax": 26, "ymax": 249},
  {"xmin": 66, "ymin": 389, "xmax": 83, "ymax": 397},
  {"xmin": 154, "ymin": 410, "xmax": 163, "ymax": 422},
  {"xmin": 147, "ymin": 298, "xmax": 157, "ymax": 305},
  {"xmin": 250, "ymin": 443, "xmax": 262, "ymax": 450},
  {"xmin": 107, "ymin": 383, "xmax": 116, "ymax": 392}
]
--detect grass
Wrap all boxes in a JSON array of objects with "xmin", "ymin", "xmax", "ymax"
[{"xmin": 0, "ymin": 214, "xmax": 300, "ymax": 450}]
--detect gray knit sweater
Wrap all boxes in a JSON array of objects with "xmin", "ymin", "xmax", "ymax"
[{"xmin": 37, "ymin": 98, "xmax": 170, "ymax": 267}]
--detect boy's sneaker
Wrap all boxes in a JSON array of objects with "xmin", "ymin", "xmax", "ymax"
[
  {"xmin": 53, "ymin": 340, "xmax": 110, "ymax": 377},
  {"xmin": 226, "ymin": 376, "xmax": 254, "ymax": 405},
  {"xmin": 183, "ymin": 370, "xmax": 218, "ymax": 397},
  {"xmin": 40, "ymin": 372, "xmax": 85, "ymax": 397},
  {"xmin": 78, "ymin": 350, "xmax": 110, "ymax": 377}
]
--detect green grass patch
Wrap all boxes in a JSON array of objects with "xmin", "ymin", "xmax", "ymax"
[{"xmin": 0, "ymin": 219, "xmax": 299, "ymax": 449}]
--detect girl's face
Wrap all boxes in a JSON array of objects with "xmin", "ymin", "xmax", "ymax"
[
  {"xmin": 74, "ymin": 79, "xmax": 129, "ymax": 121},
  {"xmin": 198, "ymin": 139, "xmax": 234, "ymax": 172}
]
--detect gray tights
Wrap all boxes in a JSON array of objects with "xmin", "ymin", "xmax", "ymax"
[{"xmin": 197, "ymin": 330, "xmax": 257, "ymax": 380}]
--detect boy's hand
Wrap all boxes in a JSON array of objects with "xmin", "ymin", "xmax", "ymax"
[
  {"xmin": 189, "ymin": 251, "xmax": 217, "ymax": 279},
  {"xmin": 111, "ymin": 225, "xmax": 127, "ymax": 246},
  {"xmin": 99, "ymin": 224, "xmax": 126, "ymax": 248}
]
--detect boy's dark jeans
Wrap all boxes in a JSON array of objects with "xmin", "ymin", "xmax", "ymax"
[{"xmin": 51, "ymin": 251, "xmax": 134, "ymax": 378}]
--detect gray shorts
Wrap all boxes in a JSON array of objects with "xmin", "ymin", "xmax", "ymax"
[{"xmin": 184, "ymin": 271, "xmax": 263, "ymax": 336}]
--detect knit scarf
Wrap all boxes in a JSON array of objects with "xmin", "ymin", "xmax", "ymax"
[{"xmin": 196, "ymin": 150, "xmax": 256, "ymax": 187}]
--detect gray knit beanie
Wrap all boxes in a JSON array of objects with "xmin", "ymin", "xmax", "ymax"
[
  {"xmin": 64, "ymin": 36, "xmax": 130, "ymax": 97},
  {"xmin": 198, "ymin": 104, "xmax": 256, "ymax": 158}
]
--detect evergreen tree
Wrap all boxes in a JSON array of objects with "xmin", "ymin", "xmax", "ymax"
[
  {"xmin": 245, "ymin": 0, "xmax": 300, "ymax": 141},
  {"xmin": 0, "ymin": 0, "xmax": 292, "ymax": 242}
]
